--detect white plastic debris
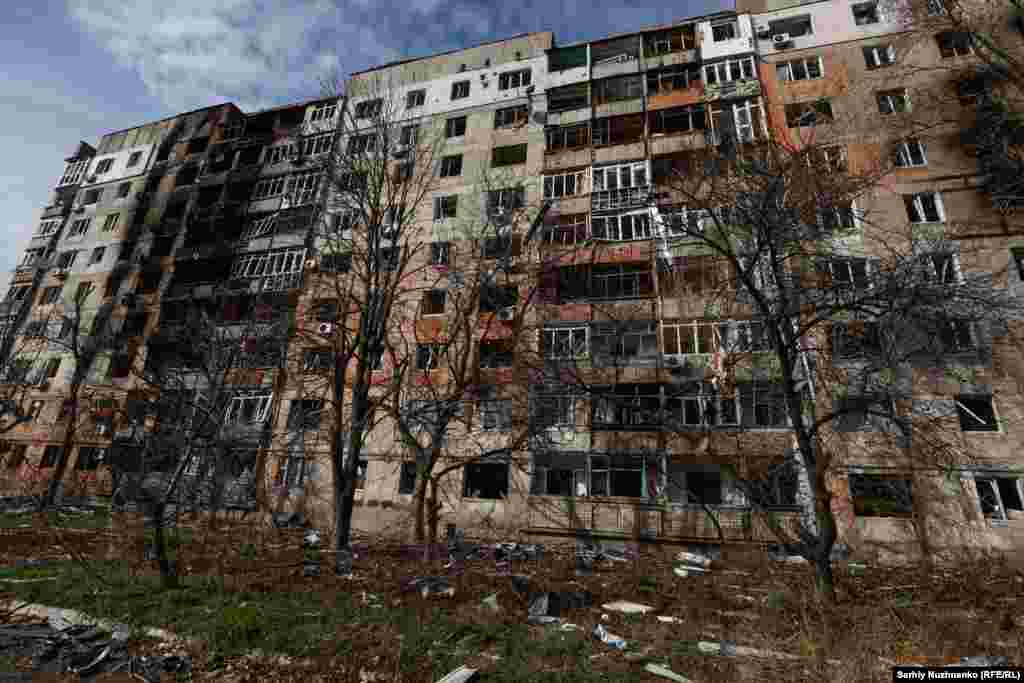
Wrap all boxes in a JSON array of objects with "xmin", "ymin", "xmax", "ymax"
[
  {"xmin": 644, "ymin": 663, "xmax": 694, "ymax": 682},
  {"xmin": 676, "ymin": 551, "xmax": 712, "ymax": 568},
  {"xmin": 592, "ymin": 624, "xmax": 627, "ymax": 650},
  {"xmin": 656, "ymin": 616, "xmax": 681, "ymax": 624},
  {"xmin": 601, "ymin": 601, "xmax": 655, "ymax": 615}
]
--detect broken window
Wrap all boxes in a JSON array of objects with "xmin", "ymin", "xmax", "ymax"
[
  {"xmin": 647, "ymin": 64, "xmax": 701, "ymax": 94},
  {"xmin": 304, "ymin": 349, "xmax": 334, "ymax": 372},
  {"xmin": 591, "ymin": 211, "xmax": 653, "ymax": 241},
  {"xmin": 595, "ymin": 454, "xmax": 644, "ymax": 497},
  {"xmin": 1012, "ymin": 247, "xmax": 1024, "ymax": 280},
  {"xmin": 399, "ymin": 461, "xmax": 418, "ymax": 494},
  {"xmin": 769, "ymin": 14, "xmax": 813, "ymax": 37},
  {"xmin": 463, "ymin": 461, "xmax": 509, "ymax": 499},
  {"xmin": 956, "ymin": 395, "xmax": 999, "ymax": 432},
  {"xmin": 894, "ymin": 138, "xmax": 927, "ymax": 167},
  {"xmin": 450, "ymin": 80, "xmax": 470, "ymax": 100},
  {"xmin": 479, "ymin": 341, "xmax": 514, "ymax": 369},
  {"xmin": 547, "ymin": 83, "xmax": 589, "ymax": 112},
  {"xmin": 903, "ymin": 192, "xmax": 944, "ymax": 223},
  {"xmin": 543, "ymin": 170, "xmax": 587, "ymax": 199},
  {"xmin": 545, "ymin": 123, "xmax": 590, "ymax": 152},
  {"xmin": 877, "ymin": 89, "xmax": 909, "ymax": 114},
  {"xmin": 431, "ymin": 242, "xmax": 450, "ymax": 266},
  {"xmin": 665, "ymin": 382, "xmax": 739, "ymax": 427},
  {"xmin": 543, "ymin": 326, "xmax": 588, "ymax": 359},
  {"xmin": 480, "ymin": 285, "xmax": 518, "ymax": 312},
  {"xmin": 288, "ymin": 399, "xmax": 323, "ymax": 430},
  {"xmin": 354, "ymin": 98, "xmax": 382, "ymax": 119},
  {"xmin": 649, "ymin": 105, "xmax": 707, "ymax": 135},
  {"xmin": 445, "ymin": 116, "xmax": 467, "ymax": 138},
  {"xmin": 704, "ymin": 57, "xmax": 756, "ymax": 84},
  {"xmin": 310, "ymin": 102, "xmax": 337, "ymax": 122},
  {"xmin": 440, "ymin": 155, "xmax": 463, "ymax": 178},
  {"xmin": 592, "ymin": 384, "xmax": 662, "ymax": 429},
  {"xmin": 852, "ymin": 1, "xmax": 882, "ymax": 25},
  {"xmin": 777, "ymin": 56, "xmax": 823, "ymax": 81},
  {"xmin": 479, "ymin": 387, "xmax": 512, "ymax": 431},
  {"xmin": 849, "ymin": 473, "xmax": 913, "ymax": 516},
  {"xmin": 975, "ymin": 475, "xmax": 1023, "ymax": 521},
  {"xmin": 498, "ymin": 69, "xmax": 531, "ymax": 90},
  {"xmin": 593, "ymin": 74, "xmax": 644, "ymax": 104},
  {"xmin": 487, "ymin": 187, "xmax": 525, "ymax": 217},
  {"xmin": 494, "ymin": 105, "xmax": 529, "ymax": 129},
  {"xmin": 422, "ymin": 289, "xmax": 446, "ymax": 316},
  {"xmin": 559, "ymin": 263, "xmax": 654, "ymax": 301},
  {"xmin": 531, "ymin": 395, "xmax": 576, "ymax": 430},
  {"xmin": 225, "ymin": 391, "xmax": 272, "ymax": 425},
  {"xmin": 75, "ymin": 447, "xmax": 104, "ymax": 471},
  {"xmin": 785, "ymin": 99, "xmax": 834, "ymax": 127},
  {"xmin": 406, "ymin": 89, "xmax": 426, "ymax": 108},
  {"xmin": 492, "ymin": 144, "xmax": 528, "ymax": 167},
  {"xmin": 711, "ymin": 20, "xmax": 738, "ymax": 41},
  {"xmin": 592, "ymin": 114, "xmax": 645, "ymax": 146},
  {"xmin": 416, "ymin": 344, "xmax": 443, "ymax": 371},
  {"xmin": 41, "ymin": 446, "xmax": 64, "ymax": 468},
  {"xmin": 863, "ymin": 44, "xmax": 896, "ymax": 68},
  {"xmin": 936, "ymin": 31, "xmax": 974, "ymax": 58}
]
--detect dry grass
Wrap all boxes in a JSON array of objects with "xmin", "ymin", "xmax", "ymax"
[{"xmin": 1, "ymin": 514, "xmax": 1021, "ymax": 682}]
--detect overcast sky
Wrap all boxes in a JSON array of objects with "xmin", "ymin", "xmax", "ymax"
[{"xmin": 0, "ymin": 0, "xmax": 731, "ymax": 295}]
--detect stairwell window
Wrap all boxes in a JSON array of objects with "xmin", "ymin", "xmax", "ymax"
[
  {"xmin": 904, "ymin": 192, "xmax": 945, "ymax": 223},
  {"xmin": 863, "ymin": 44, "xmax": 896, "ymax": 68},
  {"xmin": 894, "ymin": 138, "xmax": 927, "ymax": 167},
  {"xmin": 877, "ymin": 89, "xmax": 909, "ymax": 114}
]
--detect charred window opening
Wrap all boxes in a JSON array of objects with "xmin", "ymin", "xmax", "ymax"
[
  {"xmin": 849, "ymin": 473, "xmax": 914, "ymax": 517},
  {"xmin": 463, "ymin": 461, "xmax": 509, "ymax": 499}
]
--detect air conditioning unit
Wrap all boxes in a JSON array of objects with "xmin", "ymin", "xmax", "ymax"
[
  {"xmin": 756, "ymin": 25, "xmax": 771, "ymax": 36},
  {"xmin": 497, "ymin": 307, "xmax": 515, "ymax": 322},
  {"xmin": 318, "ymin": 322, "xmax": 335, "ymax": 335},
  {"xmin": 772, "ymin": 33, "xmax": 792, "ymax": 44}
]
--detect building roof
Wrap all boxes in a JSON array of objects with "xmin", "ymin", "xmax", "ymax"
[{"xmin": 349, "ymin": 32, "xmax": 547, "ymax": 77}]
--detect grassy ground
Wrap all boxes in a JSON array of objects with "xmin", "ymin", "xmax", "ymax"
[{"xmin": 1, "ymin": 518, "xmax": 1022, "ymax": 682}]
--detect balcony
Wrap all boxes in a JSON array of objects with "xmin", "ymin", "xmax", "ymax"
[
  {"xmin": 527, "ymin": 498, "xmax": 801, "ymax": 543},
  {"xmin": 591, "ymin": 186, "xmax": 651, "ymax": 212}
]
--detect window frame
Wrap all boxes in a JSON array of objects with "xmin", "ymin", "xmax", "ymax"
[
  {"xmin": 431, "ymin": 241, "xmax": 451, "ymax": 266},
  {"xmin": 776, "ymin": 56, "xmax": 824, "ymax": 82},
  {"xmin": 852, "ymin": 1, "xmax": 882, "ymax": 25},
  {"xmin": 498, "ymin": 69, "xmax": 532, "ymax": 90},
  {"xmin": 422, "ymin": 289, "xmax": 447, "ymax": 316},
  {"xmin": 704, "ymin": 56, "xmax": 757, "ymax": 85},
  {"xmin": 445, "ymin": 116, "xmax": 467, "ymax": 139},
  {"xmin": 463, "ymin": 461, "xmax": 510, "ymax": 499},
  {"xmin": 711, "ymin": 20, "xmax": 738, "ymax": 42},
  {"xmin": 936, "ymin": 31, "xmax": 974, "ymax": 58},
  {"xmin": 494, "ymin": 104, "xmax": 529, "ymax": 129},
  {"xmin": 903, "ymin": 191, "xmax": 945, "ymax": 223},
  {"xmin": 877, "ymin": 89, "xmax": 910, "ymax": 114},
  {"xmin": 894, "ymin": 138, "xmax": 928, "ymax": 167},
  {"xmin": 433, "ymin": 194, "xmax": 458, "ymax": 221},
  {"xmin": 543, "ymin": 325, "xmax": 590, "ymax": 360},
  {"xmin": 591, "ymin": 210, "xmax": 654, "ymax": 242},
  {"xmin": 543, "ymin": 170, "xmax": 587, "ymax": 200},
  {"xmin": 406, "ymin": 89, "xmax": 426, "ymax": 108},
  {"xmin": 491, "ymin": 143, "xmax": 528, "ymax": 168},
  {"xmin": 451, "ymin": 80, "xmax": 470, "ymax": 100},
  {"xmin": 68, "ymin": 218, "xmax": 91, "ymax": 238},
  {"xmin": 849, "ymin": 473, "xmax": 915, "ymax": 517},
  {"xmin": 863, "ymin": 44, "xmax": 897, "ymax": 68},
  {"xmin": 956, "ymin": 395, "xmax": 999, "ymax": 432},
  {"xmin": 439, "ymin": 155, "xmax": 463, "ymax": 178},
  {"xmin": 225, "ymin": 390, "xmax": 273, "ymax": 425}
]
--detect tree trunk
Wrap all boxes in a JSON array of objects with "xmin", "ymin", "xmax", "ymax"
[
  {"xmin": 40, "ymin": 385, "xmax": 81, "ymax": 511},
  {"xmin": 427, "ymin": 479, "xmax": 441, "ymax": 545},
  {"xmin": 813, "ymin": 552, "xmax": 835, "ymax": 602},
  {"xmin": 413, "ymin": 475, "xmax": 429, "ymax": 544},
  {"xmin": 152, "ymin": 499, "xmax": 179, "ymax": 590}
]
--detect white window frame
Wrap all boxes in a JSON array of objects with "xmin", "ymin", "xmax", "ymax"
[
  {"xmin": 240, "ymin": 213, "xmax": 279, "ymax": 240},
  {"xmin": 711, "ymin": 99, "xmax": 766, "ymax": 143},
  {"xmin": 647, "ymin": 64, "xmax": 702, "ymax": 93},
  {"xmin": 704, "ymin": 56, "xmax": 757, "ymax": 85},
  {"xmin": 20, "ymin": 249, "xmax": 44, "ymax": 267},
  {"xmin": 776, "ymin": 56, "xmax": 824, "ymax": 82},
  {"xmin": 230, "ymin": 247, "xmax": 306, "ymax": 286},
  {"xmin": 252, "ymin": 176, "xmax": 287, "ymax": 200},
  {"xmin": 68, "ymin": 218, "xmax": 91, "ymax": 238},
  {"xmin": 225, "ymin": 391, "xmax": 273, "ymax": 425},
  {"xmin": 592, "ymin": 210, "xmax": 654, "ymax": 241},
  {"xmin": 543, "ymin": 326, "xmax": 589, "ymax": 359},
  {"xmin": 711, "ymin": 20, "xmax": 738, "ymax": 42},
  {"xmin": 101, "ymin": 213, "xmax": 120, "ymax": 232},
  {"xmin": 877, "ymin": 89, "xmax": 910, "ymax": 114},
  {"xmin": 36, "ymin": 219, "xmax": 61, "ymax": 237},
  {"xmin": 543, "ymin": 170, "xmax": 587, "ymax": 200},
  {"xmin": 498, "ymin": 69, "xmax": 531, "ymax": 90},
  {"xmin": 286, "ymin": 171, "xmax": 321, "ymax": 204},
  {"xmin": 904, "ymin": 191, "xmax": 946, "ymax": 223},
  {"xmin": 863, "ymin": 44, "xmax": 897, "ymax": 68},
  {"xmin": 433, "ymin": 195, "xmax": 458, "ymax": 221},
  {"xmin": 59, "ymin": 160, "xmax": 87, "ymax": 187},
  {"xmin": 309, "ymin": 102, "xmax": 337, "ymax": 122},
  {"xmin": 894, "ymin": 138, "xmax": 927, "ymax": 167},
  {"xmin": 592, "ymin": 161, "xmax": 648, "ymax": 192}
]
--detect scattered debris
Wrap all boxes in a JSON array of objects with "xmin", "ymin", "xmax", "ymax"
[
  {"xmin": 656, "ymin": 616, "xmax": 682, "ymax": 624},
  {"xmin": 676, "ymin": 551, "xmax": 712, "ymax": 568},
  {"xmin": 481, "ymin": 593, "xmax": 501, "ymax": 613},
  {"xmin": 848, "ymin": 561, "xmax": 867, "ymax": 576},
  {"xmin": 510, "ymin": 574, "xmax": 531, "ymax": 594},
  {"xmin": 528, "ymin": 591, "xmax": 593, "ymax": 619},
  {"xmin": 559, "ymin": 623, "xmax": 581, "ymax": 632},
  {"xmin": 644, "ymin": 663, "xmax": 694, "ymax": 682},
  {"xmin": 435, "ymin": 665, "xmax": 479, "ymax": 683},
  {"xmin": 592, "ymin": 624, "xmax": 627, "ymax": 650},
  {"xmin": 494, "ymin": 542, "xmax": 544, "ymax": 562},
  {"xmin": 403, "ymin": 577, "xmax": 455, "ymax": 599},
  {"xmin": 602, "ymin": 601, "xmax": 655, "ymax": 615}
]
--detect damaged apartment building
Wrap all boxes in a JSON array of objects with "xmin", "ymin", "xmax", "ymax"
[{"xmin": 2, "ymin": 0, "xmax": 1023, "ymax": 559}]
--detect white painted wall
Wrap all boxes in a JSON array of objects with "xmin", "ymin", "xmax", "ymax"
[
  {"xmin": 82, "ymin": 144, "xmax": 155, "ymax": 186},
  {"xmin": 698, "ymin": 14, "xmax": 756, "ymax": 61},
  {"xmin": 751, "ymin": 0, "xmax": 910, "ymax": 55}
]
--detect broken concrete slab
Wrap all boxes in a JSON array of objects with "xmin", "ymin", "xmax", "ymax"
[
  {"xmin": 601, "ymin": 601, "xmax": 655, "ymax": 615},
  {"xmin": 435, "ymin": 665, "xmax": 479, "ymax": 683},
  {"xmin": 644, "ymin": 663, "xmax": 694, "ymax": 682}
]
